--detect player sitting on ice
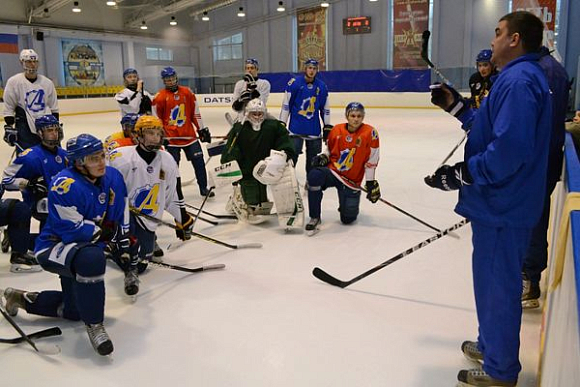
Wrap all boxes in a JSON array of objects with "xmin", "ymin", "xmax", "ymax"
[
  {"xmin": 104, "ymin": 113, "xmax": 139, "ymax": 154},
  {"xmin": 108, "ymin": 115, "xmax": 194, "ymax": 296},
  {"xmin": 305, "ymin": 102, "xmax": 381, "ymax": 235},
  {"xmin": 1, "ymin": 115, "xmax": 67, "ymax": 266},
  {"xmin": 2, "ymin": 134, "xmax": 129, "ymax": 356},
  {"xmin": 220, "ymin": 99, "xmax": 300, "ymax": 227}
]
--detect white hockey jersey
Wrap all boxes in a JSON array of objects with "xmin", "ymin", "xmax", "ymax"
[
  {"xmin": 108, "ymin": 146, "xmax": 184, "ymax": 232},
  {"xmin": 2, "ymin": 73, "xmax": 59, "ymax": 134},
  {"xmin": 114, "ymin": 87, "xmax": 154, "ymax": 116},
  {"xmin": 232, "ymin": 78, "xmax": 271, "ymax": 120}
]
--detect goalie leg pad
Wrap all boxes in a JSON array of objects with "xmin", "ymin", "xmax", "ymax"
[
  {"xmin": 228, "ymin": 184, "xmax": 270, "ymax": 224},
  {"xmin": 271, "ymin": 162, "xmax": 304, "ymax": 229}
]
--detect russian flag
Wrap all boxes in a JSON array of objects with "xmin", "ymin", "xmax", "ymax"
[{"xmin": 0, "ymin": 34, "xmax": 18, "ymax": 54}]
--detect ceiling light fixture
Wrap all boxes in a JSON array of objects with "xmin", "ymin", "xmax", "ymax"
[
  {"xmin": 237, "ymin": 7, "xmax": 245, "ymax": 17},
  {"xmin": 202, "ymin": 11, "xmax": 210, "ymax": 21},
  {"xmin": 277, "ymin": 1, "xmax": 285, "ymax": 12},
  {"xmin": 170, "ymin": 16, "xmax": 177, "ymax": 25},
  {"xmin": 140, "ymin": 21, "xmax": 148, "ymax": 30},
  {"xmin": 106, "ymin": 1, "xmax": 116, "ymax": 6},
  {"xmin": 320, "ymin": 2, "xmax": 330, "ymax": 7},
  {"xmin": 72, "ymin": 1, "xmax": 81, "ymax": 12}
]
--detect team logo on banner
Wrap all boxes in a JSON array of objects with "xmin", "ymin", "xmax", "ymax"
[{"xmin": 62, "ymin": 39, "xmax": 105, "ymax": 86}]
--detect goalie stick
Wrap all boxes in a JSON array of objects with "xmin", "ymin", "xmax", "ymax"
[
  {"xmin": 421, "ymin": 30, "xmax": 453, "ymax": 86},
  {"xmin": 147, "ymin": 261, "xmax": 225, "ymax": 274},
  {"xmin": 130, "ymin": 207, "xmax": 262, "ymax": 250},
  {"xmin": 313, "ymin": 218, "xmax": 469, "ymax": 288},
  {"xmin": 0, "ymin": 326, "xmax": 62, "ymax": 344},
  {"xmin": 184, "ymin": 203, "xmax": 237, "ymax": 220}
]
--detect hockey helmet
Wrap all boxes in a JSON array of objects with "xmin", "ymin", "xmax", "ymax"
[
  {"xmin": 66, "ymin": 134, "xmax": 104, "ymax": 164},
  {"xmin": 35, "ymin": 115, "xmax": 63, "ymax": 147},
  {"xmin": 134, "ymin": 115, "xmax": 164, "ymax": 151},
  {"xmin": 120, "ymin": 113, "xmax": 140, "ymax": 136},
  {"xmin": 476, "ymin": 49, "xmax": 492, "ymax": 63},
  {"xmin": 245, "ymin": 99, "xmax": 266, "ymax": 130},
  {"xmin": 123, "ymin": 68, "xmax": 138, "ymax": 79},
  {"xmin": 304, "ymin": 58, "xmax": 319, "ymax": 68},
  {"xmin": 245, "ymin": 58, "xmax": 259, "ymax": 68},
  {"xmin": 161, "ymin": 66, "xmax": 177, "ymax": 79},
  {"xmin": 20, "ymin": 49, "xmax": 38, "ymax": 62},
  {"xmin": 19, "ymin": 49, "xmax": 39, "ymax": 75},
  {"xmin": 345, "ymin": 102, "xmax": 365, "ymax": 116},
  {"xmin": 161, "ymin": 66, "xmax": 178, "ymax": 91}
]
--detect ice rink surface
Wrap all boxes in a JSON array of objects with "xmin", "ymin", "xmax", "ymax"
[{"xmin": 0, "ymin": 106, "xmax": 541, "ymax": 386}]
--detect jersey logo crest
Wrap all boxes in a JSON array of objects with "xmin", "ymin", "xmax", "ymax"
[
  {"xmin": 287, "ymin": 78, "xmax": 296, "ymax": 86},
  {"xmin": 169, "ymin": 104, "xmax": 186, "ymax": 127},
  {"xmin": 132, "ymin": 184, "xmax": 160, "ymax": 215},
  {"xmin": 25, "ymin": 89, "xmax": 46, "ymax": 113},
  {"xmin": 51, "ymin": 177, "xmax": 75, "ymax": 195},
  {"xmin": 371, "ymin": 128, "xmax": 379, "ymax": 141},
  {"xmin": 334, "ymin": 148, "xmax": 356, "ymax": 172},
  {"xmin": 298, "ymin": 97, "xmax": 317, "ymax": 120},
  {"xmin": 98, "ymin": 192, "xmax": 106, "ymax": 204}
]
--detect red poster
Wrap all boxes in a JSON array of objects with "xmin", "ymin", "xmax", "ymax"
[
  {"xmin": 297, "ymin": 7, "xmax": 327, "ymax": 71},
  {"xmin": 392, "ymin": 0, "xmax": 430, "ymax": 69},
  {"xmin": 512, "ymin": 0, "xmax": 557, "ymax": 48}
]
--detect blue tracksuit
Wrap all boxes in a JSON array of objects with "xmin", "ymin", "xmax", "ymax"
[{"xmin": 458, "ymin": 53, "xmax": 552, "ymax": 382}]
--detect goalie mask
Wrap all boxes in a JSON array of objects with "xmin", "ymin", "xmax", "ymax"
[
  {"xmin": 35, "ymin": 115, "xmax": 63, "ymax": 148},
  {"xmin": 134, "ymin": 115, "xmax": 164, "ymax": 152},
  {"xmin": 244, "ymin": 99, "xmax": 266, "ymax": 131},
  {"xmin": 20, "ymin": 49, "xmax": 39, "ymax": 76}
]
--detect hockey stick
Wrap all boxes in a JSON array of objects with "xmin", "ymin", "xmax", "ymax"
[
  {"xmin": 434, "ymin": 131, "xmax": 468, "ymax": 171},
  {"xmin": 332, "ymin": 171, "xmax": 459, "ymax": 238},
  {"xmin": 0, "ymin": 301, "xmax": 61, "ymax": 355},
  {"xmin": 421, "ymin": 30, "xmax": 453, "ymax": 86},
  {"xmin": 191, "ymin": 187, "xmax": 214, "ymax": 229},
  {"xmin": 130, "ymin": 207, "xmax": 262, "ymax": 250},
  {"xmin": 0, "ymin": 327, "xmax": 62, "ymax": 344},
  {"xmin": 147, "ymin": 261, "xmax": 225, "ymax": 274},
  {"xmin": 186, "ymin": 211, "xmax": 218, "ymax": 226},
  {"xmin": 312, "ymin": 218, "xmax": 470, "ymax": 288},
  {"xmin": 184, "ymin": 203, "xmax": 237, "ymax": 220}
]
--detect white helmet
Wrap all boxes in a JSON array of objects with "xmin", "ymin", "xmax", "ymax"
[
  {"xmin": 244, "ymin": 98, "xmax": 266, "ymax": 130},
  {"xmin": 20, "ymin": 49, "xmax": 39, "ymax": 75},
  {"xmin": 20, "ymin": 49, "xmax": 39, "ymax": 62}
]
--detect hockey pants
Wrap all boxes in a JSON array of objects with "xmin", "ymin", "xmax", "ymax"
[{"xmin": 307, "ymin": 167, "xmax": 360, "ymax": 224}]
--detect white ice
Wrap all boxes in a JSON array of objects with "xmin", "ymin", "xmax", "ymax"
[{"xmin": 0, "ymin": 106, "xmax": 540, "ymax": 387}]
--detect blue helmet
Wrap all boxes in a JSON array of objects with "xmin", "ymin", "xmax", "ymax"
[
  {"xmin": 345, "ymin": 102, "xmax": 365, "ymax": 116},
  {"xmin": 160, "ymin": 66, "xmax": 177, "ymax": 79},
  {"xmin": 245, "ymin": 58, "xmax": 259, "ymax": 68},
  {"xmin": 35, "ymin": 115, "xmax": 63, "ymax": 146},
  {"xmin": 304, "ymin": 58, "xmax": 319, "ymax": 67},
  {"xmin": 66, "ymin": 134, "xmax": 103, "ymax": 163},
  {"xmin": 123, "ymin": 68, "xmax": 138, "ymax": 79},
  {"xmin": 476, "ymin": 49, "xmax": 492, "ymax": 63},
  {"xmin": 120, "ymin": 113, "xmax": 140, "ymax": 128}
]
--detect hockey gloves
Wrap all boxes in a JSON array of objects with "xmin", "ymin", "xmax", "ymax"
[
  {"xmin": 27, "ymin": 177, "xmax": 48, "ymax": 200},
  {"xmin": 424, "ymin": 162, "xmax": 472, "ymax": 191},
  {"xmin": 175, "ymin": 213, "xmax": 194, "ymax": 241},
  {"xmin": 311, "ymin": 154, "xmax": 329, "ymax": 168},
  {"xmin": 323, "ymin": 125, "xmax": 333, "ymax": 142},
  {"xmin": 243, "ymin": 73, "xmax": 258, "ymax": 89},
  {"xmin": 253, "ymin": 150, "xmax": 287, "ymax": 185},
  {"xmin": 198, "ymin": 127, "xmax": 212, "ymax": 143},
  {"xmin": 365, "ymin": 180, "xmax": 381, "ymax": 203},
  {"xmin": 4, "ymin": 125, "xmax": 18, "ymax": 147},
  {"xmin": 430, "ymin": 83, "xmax": 475, "ymax": 127}
]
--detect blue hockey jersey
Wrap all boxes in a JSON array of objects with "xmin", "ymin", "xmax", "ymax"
[
  {"xmin": 2, "ymin": 145, "xmax": 67, "ymax": 208},
  {"xmin": 279, "ymin": 76, "xmax": 330, "ymax": 136},
  {"xmin": 35, "ymin": 166, "xmax": 129, "ymax": 254}
]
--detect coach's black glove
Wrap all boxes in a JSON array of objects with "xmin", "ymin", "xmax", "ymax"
[
  {"xmin": 175, "ymin": 213, "xmax": 194, "ymax": 241},
  {"xmin": 323, "ymin": 124, "xmax": 333, "ymax": 142},
  {"xmin": 311, "ymin": 154, "xmax": 329, "ymax": 168},
  {"xmin": 4, "ymin": 125, "xmax": 18, "ymax": 147},
  {"xmin": 365, "ymin": 180, "xmax": 381, "ymax": 203},
  {"xmin": 424, "ymin": 162, "xmax": 472, "ymax": 191},
  {"xmin": 198, "ymin": 127, "xmax": 211, "ymax": 143},
  {"xmin": 28, "ymin": 177, "xmax": 48, "ymax": 200},
  {"xmin": 430, "ymin": 83, "xmax": 468, "ymax": 119},
  {"xmin": 244, "ymin": 73, "xmax": 257, "ymax": 88}
]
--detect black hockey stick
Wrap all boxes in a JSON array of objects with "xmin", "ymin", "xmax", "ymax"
[
  {"xmin": 184, "ymin": 203, "xmax": 237, "ymax": 220},
  {"xmin": 130, "ymin": 207, "xmax": 262, "ymax": 250},
  {"xmin": 421, "ymin": 30, "xmax": 453, "ymax": 86},
  {"xmin": 0, "ymin": 327, "xmax": 62, "ymax": 344},
  {"xmin": 332, "ymin": 171, "xmax": 459, "ymax": 238},
  {"xmin": 187, "ymin": 211, "xmax": 218, "ymax": 226},
  {"xmin": 434, "ymin": 130, "xmax": 469, "ymax": 172},
  {"xmin": 192, "ymin": 187, "xmax": 214, "ymax": 229},
  {"xmin": 313, "ymin": 218, "xmax": 469, "ymax": 288},
  {"xmin": 147, "ymin": 261, "xmax": 225, "ymax": 274}
]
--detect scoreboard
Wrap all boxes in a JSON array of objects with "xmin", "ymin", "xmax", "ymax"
[{"xmin": 343, "ymin": 16, "xmax": 372, "ymax": 35}]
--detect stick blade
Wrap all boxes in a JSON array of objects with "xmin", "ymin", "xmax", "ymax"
[
  {"xmin": 203, "ymin": 264, "xmax": 226, "ymax": 271},
  {"xmin": 312, "ymin": 267, "xmax": 349, "ymax": 288},
  {"xmin": 238, "ymin": 242, "xmax": 263, "ymax": 249}
]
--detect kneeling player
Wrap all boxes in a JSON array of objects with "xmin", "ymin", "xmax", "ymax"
[
  {"xmin": 2, "ymin": 134, "xmax": 129, "ymax": 356},
  {"xmin": 305, "ymin": 102, "xmax": 381, "ymax": 234},
  {"xmin": 104, "ymin": 113, "xmax": 139, "ymax": 154},
  {"xmin": 220, "ymin": 99, "xmax": 300, "ymax": 228},
  {"xmin": 108, "ymin": 115, "xmax": 194, "ymax": 295}
]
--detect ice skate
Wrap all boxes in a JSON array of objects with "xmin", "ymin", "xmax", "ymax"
[
  {"xmin": 10, "ymin": 251, "xmax": 42, "ymax": 273},
  {"xmin": 521, "ymin": 273, "xmax": 540, "ymax": 309},
  {"xmin": 124, "ymin": 268, "xmax": 140, "ymax": 298},
  {"xmin": 86, "ymin": 323, "xmax": 114, "ymax": 356},
  {"xmin": 461, "ymin": 341, "xmax": 483, "ymax": 364},
  {"xmin": 457, "ymin": 368, "xmax": 516, "ymax": 386},
  {"xmin": 305, "ymin": 218, "xmax": 321, "ymax": 236},
  {"xmin": 152, "ymin": 240, "xmax": 164, "ymax": 262},
  {"xmin": 2, "ymin": 287, "xmax": 38, "ymax": 316},
  {"xmin": 1, "ymin": 228, "xmax": 10, "ymax": 253}
]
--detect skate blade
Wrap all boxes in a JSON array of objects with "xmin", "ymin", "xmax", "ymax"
[
  {"xmin": 306, "ymin": 227, "xmax": 320, "ymax": 236},
  {"xmin": 522, "ymin": 299, "xmax": 540, "ymax": 309},
  {"xmin": 10, "ymin": 264, "xmax": 43, "ymax": 273}
]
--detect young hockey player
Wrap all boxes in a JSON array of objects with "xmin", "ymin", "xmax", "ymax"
[
  {"xmin": 468, "ymin": 49, "xmax": 497, "ymax": 109},
  {"xmin": 2, "ymin": 133, "xmax": 129, "ymax": 356},
  {"xmin": 114, "ymin": 68, "xmax": 153, "ymax": 116},
  {"xmin": 279, "ymin": 58, "xmax": 332, "ymax": 174},
  {"xmin": 305, "ymin": 102, "xmax": 380, "ymax": 235},
  {"xmin": 231, "ymin": 58, "xmax": 271, "ymax": 121},
  {"xmin": 3, "ymin": 49, "xmax": 59, "ymax": 151},
  {"xmin": 108, "ymin": 115, "xmax": 194, "ymax": 295},
  {"xmin": 104, "ymin": 113, "xmax": 139, "ymax": 153},
  {"xmin": 153, "ymin": 67, "xmax": 213, "ymax": 197},
  {"xmin": 220, "ymin": 99, "xmax": 299, "ymax": 227}
]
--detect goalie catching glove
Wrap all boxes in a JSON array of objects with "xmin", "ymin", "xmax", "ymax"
[
  {"xmin": 253, "ymin": 149, "xmax": 288, "ymax": 185},
  {"xmin": 175, "ymin": 213, "xmax": 194, "ymax": 241}
]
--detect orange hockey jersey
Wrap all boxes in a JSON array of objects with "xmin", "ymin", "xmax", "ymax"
[
  {"xmin": 327, "ymin": 123, "xmax": 380, "ymax": 186},
  {"xmin": 152, "ymin": 86, "xmax": 204, "ymax": 146}
]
